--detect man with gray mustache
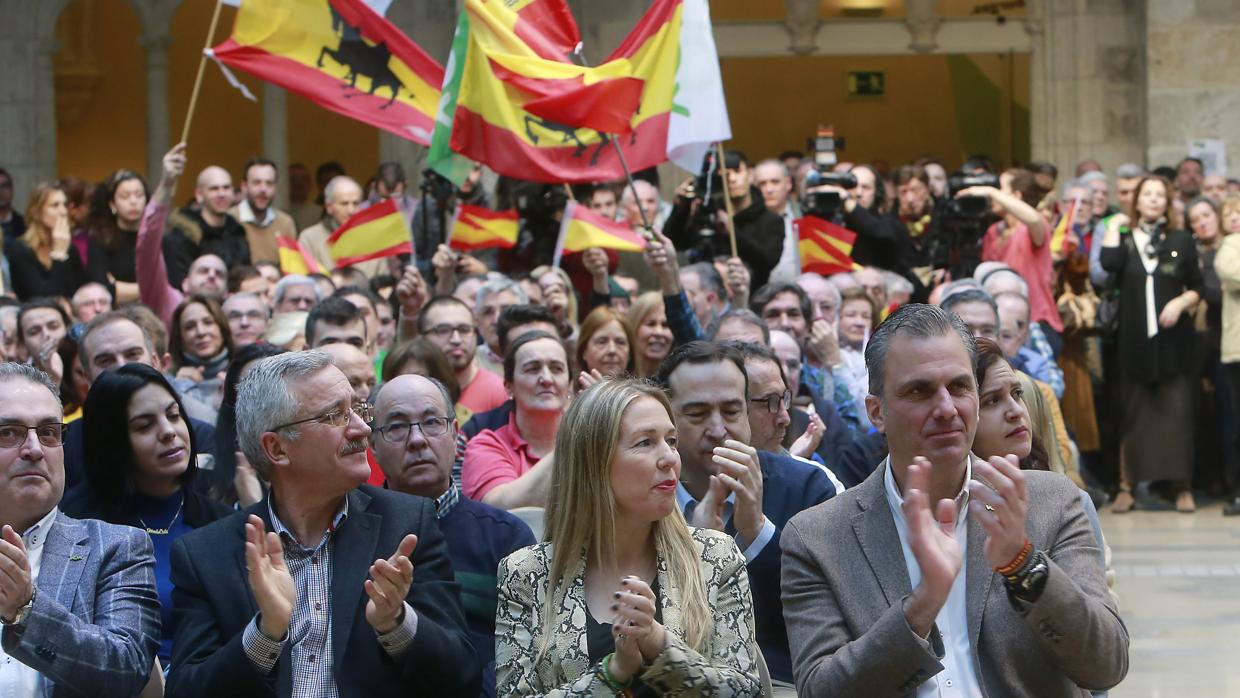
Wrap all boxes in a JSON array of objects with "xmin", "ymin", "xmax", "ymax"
[{"xmin": 166, "ymin": 351, "xmax": 479, "ymax": 697}]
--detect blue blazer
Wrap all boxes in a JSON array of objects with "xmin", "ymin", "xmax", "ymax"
[
  {"xmin": 749, "ymin": 451, "xmax": 840, "ymax": 683},
  {"xmin": 0, "ymin": 512, "xmax": 161, "ymax": 698},
  {"xmin": 165, "ymin": 485, "xmax": 480, "ymax": 698}
]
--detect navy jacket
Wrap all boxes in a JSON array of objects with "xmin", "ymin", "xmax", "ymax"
[{"xmin": 166, "ymin": 485, "xmax": 480, "ymax": 697}]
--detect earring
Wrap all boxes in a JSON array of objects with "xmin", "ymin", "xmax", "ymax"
[{"xmin": 110, "ymin": 208, "xmax": 117, "ymax": 215}]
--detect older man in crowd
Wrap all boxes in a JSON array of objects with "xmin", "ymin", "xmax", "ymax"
[
  {"xmin": 781, "ymin": 304, "xmax": 1127, "ymax": 697},
  {"xmin": 166, "ymin": 351, "xmax": 479, "ymax": 697},
  {"xmin": 0, "ymin": 362, "xmax": 160, "ymax": 696},
  {"xmin": 300, "ymin": 176, "xmax": 388, "ymax": 279},
  {"xmin": 370, "ymin": 374, "xmax": 535, "ymax": 698}
]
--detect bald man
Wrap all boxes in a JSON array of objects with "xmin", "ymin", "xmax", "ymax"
[
  {"xmin": 300, "ymin": 176, "xmax": 387, "ymax": 277},
  {"xmin": 321, "ymin": 342, "xmax": 377, "ymax": 403},
  {"xmin": 158, "ymin": 149, "xmax": 252, "ymax": 287},
  {"xmin": 370, "ymin": 374, "xmax": 534, "ymax": 698}
]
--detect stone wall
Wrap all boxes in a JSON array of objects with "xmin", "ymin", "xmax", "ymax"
[{"xmin": 1146, "ymin": 0, "xmax": 1240, "ymax": 174}]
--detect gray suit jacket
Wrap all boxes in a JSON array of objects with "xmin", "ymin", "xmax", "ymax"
[
  {"xmin": 0, "ymin": 512, "xmax": 160, "ymax": 698},
  {"xmin": 781, "ymin": 463, "xmax": 1128, "ymax": 697}
]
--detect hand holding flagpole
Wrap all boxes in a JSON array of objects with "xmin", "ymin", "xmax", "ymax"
[
  {"xmin": 181, "ymin": 0, "xmax": 226, "ymax": 145},
  {"xmin": 715, "ymin": 141, "xmax": 739, "ymax": 258}
]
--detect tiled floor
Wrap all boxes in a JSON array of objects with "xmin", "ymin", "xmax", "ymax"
[{"xmin": 1101, "ymin": 500, "xmax": 1240, "ymax": 697}]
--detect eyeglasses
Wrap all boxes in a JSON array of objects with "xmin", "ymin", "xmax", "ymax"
[
  {"xmin": 374, "ymin": 416, "xmax": 453, "ymax": 443},
  {"xmin": 272, "ymin": 402, "xmax": 373, "ymax": 432},
  {"xmin": 226, "ymin": 310, "xmax": 268, "ymax": 322},
  {"xmin": 749, "ymin": 390, "xmax": 791, "ymax": 414},
  {"xmin": 0, "ymin": 423, "xmax": 66, "ymax": 449},
  {"xmin": 426, "ymin": 324, "xmax": 474, "ymax": 339}
]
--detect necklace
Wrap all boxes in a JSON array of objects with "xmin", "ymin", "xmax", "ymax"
[{"xmin": 138, "ymin": 494, "xmax": 185, "ymax": 535}]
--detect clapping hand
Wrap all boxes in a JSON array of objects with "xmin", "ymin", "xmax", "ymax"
[
  {"xmin": 0, "ymin": 526, "xmax": 33, "ymax": 624},
  {"xmin": 607, "ymin": 575, "xmax": 668, "ymax": 683},
  {"xmin": 968, "ymin": 455, "xmax": 1030, "ymax": 570},
  {"xmin": 365, "ymin": 534, "xmax": 417, "ymax": 634},
  {"xmin": 712, "ymin": 439, "xmax": 764, "ymax": 548},
  {"xmin": 901, "ymin": 457, "xmax": 962, "ymax": 636},
  {"xmin": 245, "ymin": 516, "xmax": 295, "ymax": 639},
  {"xmin": 790, "ymin": 413, "xmax": 825, "ymax": 459}
]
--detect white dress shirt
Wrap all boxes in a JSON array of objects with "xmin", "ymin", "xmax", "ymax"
[
  {"xmin": 769, "ymin": 202, "xmax": 802, "ymax": 284},
  {"xmin": 675, "ymin": 484, "xmax": 776, "ymax": 563},
  {"xmin": 0, "ymin": 507, "xmax": 58, "ymax": 698},
  {"xmin": 883, "ymin": 460, "xmax": 984, "ymax": 698}
]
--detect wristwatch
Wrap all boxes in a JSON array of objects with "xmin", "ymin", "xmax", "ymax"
[
  {"xmin": 1, "ymin": 588, "xmax": 35, "ymax": 627},
  {"xmin": 1003, "ymin": 550, "xmax": 1049, "ymax": 602}
]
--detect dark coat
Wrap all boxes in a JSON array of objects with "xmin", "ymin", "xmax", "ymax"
[{"xmin": 162, "ymin": 208, "xmax": 250, "ymax": 288}]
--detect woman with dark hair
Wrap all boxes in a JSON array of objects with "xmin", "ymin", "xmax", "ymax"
[
  {"xmin": 67, "ymin": 363, "xmax": 231, "ymax": 666},
  {"xmin": 9, "ymin": 182, "xmax": 100, "ymax": 300},
  {"xmin": 88, "ymin": 169, "xmax": 149, "ymax": 304},
  {"xmin": 381, "ymin": 336, "xmax": 461, "ymax": 401},
  {"xmin": 971, "ymin": 337, "xmax": 1050, "ymax": 472},
  {"xmin": 211, "ymin": 341, "xmax": 286, "ymax": 507},
  {"xmin": 1101, "ymin": 176, "xmax": 1203, "ymax": 513},
  {"xmin": 169, "ymin": 294, "xmax": 233, "ymax": 382}
]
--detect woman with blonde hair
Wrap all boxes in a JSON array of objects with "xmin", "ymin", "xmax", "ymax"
[
  {"xmin": 575, "ymin": 305, "xmax": 635, "ymax": 390},
  {"xmin": 496, "ymin": 379, "xmax": 760, "ymax": 696},
  {"xmin": 627, "ymin": 291, "xmax": 673, "ymax": 378},
  {"xmin": 10, "ymin": 182, "xmax": 98, "ymax": 300}
]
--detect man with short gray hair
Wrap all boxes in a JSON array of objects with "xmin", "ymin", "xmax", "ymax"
[
  {"xmin": 300, "ymin": 176, "xmax": 386, "ymax": 278},
  {"xmin": 782, "ymin": 304, "xmax": 1128, "ymax": 697},
  {"xmin": 70, "ymin": 282, "xmax": 112, "ymax": 325},
  {"xmin": 0, "ymin": 361, "xmax": 161, "ymax": 696},
  {"xmin": 167, "ymin": 351, "xmax": 479, "ymax": 697},
  {"xmin": 474, "ymin": 277, "xmax": 527, "ymax": 375},
  {"xmin": 272, "ymin": 274, "xmax": 321, "ymax": 314}
]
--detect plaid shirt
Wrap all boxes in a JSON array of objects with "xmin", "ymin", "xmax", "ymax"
[
  {"xmin": 242, "ymin": 496, "xmax": 417, "ymax": 697},
  {"xmin": 1026, "ymin": 322, "xmax": 1065, "ymax": 399}
]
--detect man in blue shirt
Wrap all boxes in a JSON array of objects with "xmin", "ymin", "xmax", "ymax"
[
  {"xmin": 654, "ymin": 341, "xmax": 839, "ymax": 682},
  {"xmin": 370, "ymin": 373, "xmax": 535, "ymax": 698}
]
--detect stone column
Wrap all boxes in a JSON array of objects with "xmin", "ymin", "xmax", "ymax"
[
  {"xmin": 262, "ymin": 83, "xmax": 290, "ymax": 210},
  {"xmin": 0, "ymin": 0, "xmax": 70, "ymax": 201},
  {"xmin": 139, "ymin": 31, "xmax": 172, "ymax": 182}
]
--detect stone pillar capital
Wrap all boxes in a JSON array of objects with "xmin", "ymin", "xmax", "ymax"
[
  {"xmin": 783, "ymin": 0, "xmax": 821, "ymax": 55},
  {"xmin": 904, "ymin": 0, "xmax": 941, "ymax": 53}
]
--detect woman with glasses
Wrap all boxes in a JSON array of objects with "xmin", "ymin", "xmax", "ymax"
[
  {"xmin": 1101, "ymin": 176, "xmax": 1203, "ymax": 513},
  {"xmin": 64, "ymin": 363, "xmax": 231, "ymax": 667},
  {"xmin": 496, "ymin": 379, "xmax": 760, "ymax": 696},
  {"xmin": 462, "ymin": 331, "xmax": 570, "ymax": 509}
]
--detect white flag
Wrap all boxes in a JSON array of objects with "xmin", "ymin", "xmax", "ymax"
[{"xmin": 666, "ymin": 0, "xmax": 731, "ymax": 172}]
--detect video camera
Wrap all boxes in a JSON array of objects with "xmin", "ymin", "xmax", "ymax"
[
  {"xmin": 801, "ymin": 125, "xmax": 853, "ymax": 222},
  {"xmin": 946, "ymin": 172, "xmax": 1000, "ymax": 217},
  {"xmin": 681, "ymin": 150, "xmax": 729, "ymax": 243},
  {"xmin": 931, "ymin": 170, "xmax": 1002, "ymax": 277}
]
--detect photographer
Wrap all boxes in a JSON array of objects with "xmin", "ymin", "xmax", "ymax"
[
  {"xmin": 663, "ymin": 150, "xmax": 785, "ymax": 288},
  {"xmin": 977, "ymin": 168, "xmax": 1063, "ymax": 351},
  {"xmin": 412, "ymin": 164, "xmax": 488, "ymax": 277}
]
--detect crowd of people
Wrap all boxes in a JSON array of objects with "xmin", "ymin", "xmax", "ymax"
[{"xmin": 11, "ymin": 132, "xmax": 1235, "ymax": 695}]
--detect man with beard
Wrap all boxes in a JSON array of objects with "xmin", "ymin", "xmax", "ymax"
[
  {"xmin": 418, "ymin": 296, "xmax": 507, "ymax": 424},
  {"xmin": 230, "ymin": 157, "xmax": 298, "ymax": 265}
]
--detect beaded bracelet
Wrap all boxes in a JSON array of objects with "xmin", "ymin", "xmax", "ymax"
[
  {"xmin": 595, "ymin": 653, "xmax": 635, "ymax": 696},
  {"xmin": 994, "ymin": 539, "xmax": 1033, "ymax": 576}
]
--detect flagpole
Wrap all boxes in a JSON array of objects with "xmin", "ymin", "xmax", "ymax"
[
  {"xmin": 610, "ymin": 136, "xmax": 653, "ymax": 237},
  {"xmin": 552, "ymin": 201, "xmax": 574, "ymax": 269},
  {"xmin": 180, "ymin": 0, "xmax": 226, "ymax": 145},
  {"xmin": 715, "ymin": 142, "xmax": 739, "ymax": 258}
]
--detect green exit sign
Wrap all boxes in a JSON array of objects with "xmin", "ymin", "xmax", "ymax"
[{"xmin": 848, "ymin": 71, "xmax": 885, "ymax": 97}]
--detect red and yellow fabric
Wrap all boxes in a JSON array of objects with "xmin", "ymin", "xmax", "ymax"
[
  {"xmin": 277, "ymin": 235, "xmax": 322, "ymax": 276},
  {"xmin": 212, "ymin": 0, "xmax": 444, "ymax": 145},
  {"xmin": 796, "ymin": 215, "xmax": 860, "ymax": 277},
  {"xmin": 448, "ymin": 205, "xmax": 519, "ymax": 251},
  {"xmin": 327, "ymin": 199, "xmax": 412, "ymax": 268},
  {"xmin": 449, "ymin": 0, "xmax": 683, "ymax": 182},
  {"xmin": 1050, "ymin": 197, "xmax": 1081, "ymax": 257},
  {"xmin": 556, "ymin": 202, "xmax": 648, "ymax": 260}
]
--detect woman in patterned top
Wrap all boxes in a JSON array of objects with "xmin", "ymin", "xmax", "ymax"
[{"xmin": 495, "ymin": 378, "xmax": 761, "ymax": 696}]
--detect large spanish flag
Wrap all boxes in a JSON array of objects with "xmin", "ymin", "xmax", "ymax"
[
  {"xmin": 448, "ymin": 204, "xmax": 519, "ymax": 251},
  {"xmin": 797, "ymin": 216, "xmax": 860, "ymax": 277},
  {"xmin": 553, "ymin": 201, "xmax": 646, "ymax": 266},
  {"xmin": 212, "ymin": 0, "xmax": 444, "ymax": 145},
  {"xmin": 327, "ymin": 199, "xmax": 412, "ymax": 268},
  {"xmin": 434, "ymin": 0, "xmax": 683, "ymax": 183},
  {"xmin": 277, "ymin": 236, "xmax": 322, "ymax": 276}
]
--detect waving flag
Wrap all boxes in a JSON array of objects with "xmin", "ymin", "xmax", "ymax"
[
  {"xmin": 448, "ymin": 205, "xmax": 519, "ymax": 251},
  {"xmin": 277, "ymin": 236, "xmax": 322, "ymax": 276},
  {"xmin": 797, "ymin": 216, "xmax": 859, "ymax": 277},
  {"xmin": 212, "ymin": 0, "xmax": 444, "ymax": 145},
  {"xmin": 552, "ymin": 201, "xmax": 647, "ymax": 267},
  {"xmin": 328, "ymin": 199, "xmax": 412, "ymax": 268},
  {"xmin": 1051, "ymin": 195, "xmax": 1082, "ymax": 258},
  {"xmin": 433, "ymin": 0, "xmax": 728, "ymax": 184}
]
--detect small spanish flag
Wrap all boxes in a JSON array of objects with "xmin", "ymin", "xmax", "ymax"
[
  {"xmin": 1050, "ymin": 196, "xmax": 1081, "ymax": 258},
  {"xmin": 553, "ymin": 202, "xmax": 647, "ymax": 268},
  {"xmin": 796, "ymin": 215, "xmax": 859, "ymax": 277},
  {"xmin": 448, "ymin": 204, "xmax": 519, "ymax": 251},
  {"xmin": 327, "ymin": 199, "xmax": 412, "ymax": 268},
  {"xmin": 277, "ymin": 235, "xmax": 322, "ymax": 276}
]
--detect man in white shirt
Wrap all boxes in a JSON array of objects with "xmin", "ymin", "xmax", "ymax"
[
  {"xmin": 0, "ymin": 362, "xmax": 160, "ymax": 697},
  {"xmin": 781, "ymin": 303, "xmax": 1128, "ymax": 697},
  {"xmin": 755, "ymin": 159, "xmax": 802, "ymax": 284}
]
